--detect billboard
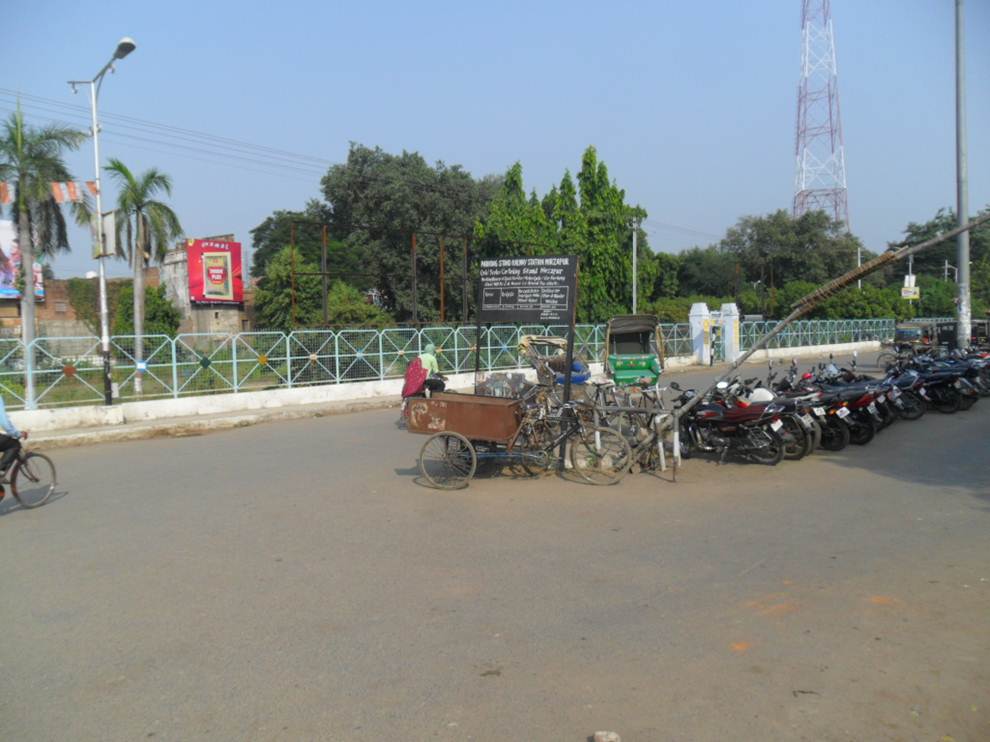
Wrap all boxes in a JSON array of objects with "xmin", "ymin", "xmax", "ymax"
[
  {"xmin": 187, "ymin": 238, "xmax": 243, "ymax": 304},
  {"xmin": 0, "ymin": 220, "xmax": 44, "ymax": 300}
]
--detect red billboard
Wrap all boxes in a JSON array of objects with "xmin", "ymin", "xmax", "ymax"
[{"xmin": 187, "ymin": 238, "xmax": 243, "ymax": 304}]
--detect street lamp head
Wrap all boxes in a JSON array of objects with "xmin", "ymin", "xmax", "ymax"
[{"xmin": 114, "ymin": 37, "xmax": 137, "ymax": 59}]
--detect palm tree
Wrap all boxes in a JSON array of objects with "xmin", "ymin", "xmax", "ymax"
[
  {"xmin": 104, "ymin": 158, "xmax": 182, "ymax": 394},
  {"xmin": 0, "ymin": 107, "xmax": 86, "ymax": 406}
]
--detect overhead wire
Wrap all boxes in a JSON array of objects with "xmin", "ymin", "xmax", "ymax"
[
  {"xmin": 0, "ymin": 104, "xmax": 322, "ymax": 185},
  {"xmin": 0, "ymin": 88, "xmax": 332, "ymax": 168},
  {"xmin": 2, "ymin": 89, "xmax": 725, "ymax": 244},
  {"xmin": 0, "ymin": 96, "xmax": 328, "ymax": 175}
]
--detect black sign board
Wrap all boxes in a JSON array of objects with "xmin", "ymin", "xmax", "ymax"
[{"xmin": 478, "ymin": 255, "xmax": 578, "ymax": 324}]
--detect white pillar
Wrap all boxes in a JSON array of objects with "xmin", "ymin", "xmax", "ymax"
[
  {"xmin": 719, "ymin": 303, "xmax": 741, "ymax": 362},
  {"xmin": 689, "ymin": 303, "xmax": 711, "ymax": 365}
]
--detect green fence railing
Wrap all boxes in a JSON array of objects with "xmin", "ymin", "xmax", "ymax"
[{"xmin": 0, "ymin": 318, "xmax": 898, "ymax": 410}]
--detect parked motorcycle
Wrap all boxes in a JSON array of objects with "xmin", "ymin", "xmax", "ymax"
[{"xmin": 671, "ymin": 380, "xmax": 787, "ymax": 465}]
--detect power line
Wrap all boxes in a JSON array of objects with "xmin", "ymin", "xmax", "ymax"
[
  {"xmin": 0, "ymin": 97, "xmax": 327, "ymax": 176},
  {"xmin": 642, "ymin": 218, "xmax": 721, "ymax": 240},
  {"xmin": 0, "ymin": 105, "xmax": 322, "ymax": 185},
  {"xmin": 0, "ymin": 88, "xmax": 333, "ymax": 168},
  {"xmin": 2, "ymin": 89, "xmax": 724, "ymax": 243}
]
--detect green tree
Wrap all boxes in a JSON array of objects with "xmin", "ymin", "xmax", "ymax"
[
  {"xmin": 474, "ymin": 162, "xmax": 558, "ymax": 259},
  {"xmin": 718, "ymin": 210, "xmax": 861, "ymax": 288},
  {"xmin": 677, "ymin": 246, "xmax": 737, "ymax": 296},
  {"xmin": 972, "ymin": 255, "xmax": 990, "ymax": 317},
  {"xmin": 325, "ymin": 281, "xmax": 393, "ymax": 327},
  {"xmin": 104, "ymin": 159, "xmax": 183, "ymax": 393},
  {"xmin": 909, "ymin": 275, "xmax": 957, "ymax": 318},
  {"xmin": 0, "ymin": 107, "xmax": 86, "ymax": 363},
  {"xmin": 575, "ymin": 146, "xmax": 640, "ymax": 321},
  {"xmin": 650, "ymin": 252, "xmax": 681, "ymax": 299},
  {"xmin": 899, "ymin": 206, "xmax": 990, "ymax": 278},
  {"xmin": 815, "ymin": 284, "xmax": 911, "ymax": 321},
  {"xmin": 254, "ymin": 247, "xmax": 395, "ymax": 329},
  {"xmin": 473, "ymin": 148, "xmax": 650, "ymax": 322},
  {"xmin": 254, "ymin": 246, "xmax": 322, "ymax": 330},
  {"xmin": 321, "ymin": 143, "xmax": 499, "ymax": 323},
  {"xmin": 112, "ymin": 284, "xmax": 181, "ymax": 336}
]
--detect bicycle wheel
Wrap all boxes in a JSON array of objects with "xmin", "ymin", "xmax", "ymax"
[
  {"xmin": 569, "ymin": 427, "xmax": 632, "ymax": 485},
  {"xmin": 11, "ymin": 452, "xmax": 56, "ymax": 509},
  {"xmin": 418, "ymin": 432, "xmax": 476, "ymax": 489}
]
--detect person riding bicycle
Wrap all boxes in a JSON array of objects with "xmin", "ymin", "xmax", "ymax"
[{"xmin": 0, "ymin": 393, "xmax": 26, "ymax": 478}]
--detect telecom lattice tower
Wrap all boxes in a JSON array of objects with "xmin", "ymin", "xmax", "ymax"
[{"xmin": 793, "ymin": 0, "xmax": 849, "ymax": 230}]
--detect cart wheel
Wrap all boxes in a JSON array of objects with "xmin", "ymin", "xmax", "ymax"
[{"xmin": 419, "ymin": 432, "xmax": 477, "ymax": 489}]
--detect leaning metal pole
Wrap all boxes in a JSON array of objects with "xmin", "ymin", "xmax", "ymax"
[{"xmin": 669, "ymin": 211, "xmax": 990, "ymax": 471}]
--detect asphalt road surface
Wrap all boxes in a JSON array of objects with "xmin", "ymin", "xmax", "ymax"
[{"xmin": 2, "ymin": 355, "xmax": 988, "ymax": 741}]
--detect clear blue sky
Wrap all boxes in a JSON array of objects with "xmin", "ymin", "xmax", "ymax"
[{"xmin": 7, "ymin": 0, "xmax": 989, "ymax": 280}]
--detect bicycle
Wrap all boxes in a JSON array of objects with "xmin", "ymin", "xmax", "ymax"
[
  {"xmin": 0, "ymin": 436, "xmax": 57, "ymax": 509},
  {"xmin": 585, "ymin": 378, "xmax": 673, "ymax": 473}
]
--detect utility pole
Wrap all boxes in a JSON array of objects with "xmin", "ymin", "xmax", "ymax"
[
  {"xmin": 631, "ymin": 219, "xmax": 639, "ymax": 314},
  {"xmin": 439, "ymin": 235, "xmax": 446, "ymax": 323},
  {"xmin": 410, "ymin": 233, "xmax": 418, "ymax": 325},
  {"xmin": 290, "ymin": 223, "xmax": 297, "ymax": 329},
  {"xmin": 955, "ymin": 0, "xmax": 971, "ymax": 349},
  {"xmin": 321, "ymin": 225, "xmax": 329, "ymax": 325},
  {"xmin": 462, "ymin": 237, "xmax": 469, "ymax": 323}
]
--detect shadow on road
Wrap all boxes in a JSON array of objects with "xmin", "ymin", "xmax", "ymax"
[
  {"xmin": 0, "ymin": 488, "xmax": 69, "ymax": 517},
  {"xmin": 811, "ymin": 407, "xmax": 990, "ymax": 509}
]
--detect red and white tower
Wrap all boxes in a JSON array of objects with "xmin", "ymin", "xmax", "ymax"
[{"xmin": 793, "ymin": 0, "xmax": 849, "ymax": 230}]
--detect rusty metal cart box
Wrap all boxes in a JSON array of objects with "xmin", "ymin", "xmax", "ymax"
[{"xmin": 406, "ymin": 393, "xmax": 521, "ymax": 443}]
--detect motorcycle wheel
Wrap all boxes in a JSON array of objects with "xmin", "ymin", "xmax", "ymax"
[
  {"xmin": 895, "ymin": 392, "xmax": 926, "ymax": 421},
  {"xmin": 747, "ymin": 428, "xmax": 785, "ymax": 465},
  {"xmin": 819, "ymin": 418, "xmax": 850, "ymax": 451},
  {"xmin": 959, "ymin": 393, "xmax": 978, "ymax": 411},
  {"xmin": 848, "ymin": 416, "xmax": 876, "ymax": 445},
  {"xmin": 876, "ymin": 402, "xmax": 896, "ymax": 429},
  {"xmin": 933, "ymin": 388, "xmax": 961, "ymax": 414},
  {"xmin": 781, "ymin": 415, "xmax": 810, "ymax": 460}
]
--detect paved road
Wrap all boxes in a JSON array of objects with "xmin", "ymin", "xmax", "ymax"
[{"xmin": 2, "ymin": 356, "xmax": 988, "ymax": 741}]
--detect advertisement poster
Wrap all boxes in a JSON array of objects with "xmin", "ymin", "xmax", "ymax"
[
  {"xmin": 0, "ymin": 219, "xmax": 45, "ymax": 300},
  {"xmin": 187, "ymin": 238, "xmax": 243, "ymax": 304}
]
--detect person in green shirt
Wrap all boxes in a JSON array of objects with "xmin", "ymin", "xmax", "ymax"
[{"xmin": 419, "ymin": 343, "xmax": 440, "ymax": 375}]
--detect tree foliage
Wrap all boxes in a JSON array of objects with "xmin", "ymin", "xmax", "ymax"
[
  {"xmin": 0, "ymin": 107, "xmax": 87, "ymax": 260},
  {"xmin": 112, "ymin": 284, "xmax": 182, "ymax": 336},
  {"xmin": 67, "ymin": 277, "xmax": 126, "ymax": 335},
  {"xmin": 250, "ymin": 136, "xmax": 989, "ymax": 327},
  {"xmin": 319, "ymin": 144, "xmax": 500, "ymax": 322},
  {"xmin": 253, "ymin": 245, "xmax": 394, "ymax": 330},
  {"xmin": 474, "ymin": 147, "xmax": 648, "ymax": 321}
]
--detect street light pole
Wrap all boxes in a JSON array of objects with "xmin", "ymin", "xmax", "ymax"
[
  {"xmin": 954, "ymin": 0, "xmax": 971, "ymax": 349},
  {"xmin": 69, "ymin": 37, "xmax": 136, "ymax": 406}
]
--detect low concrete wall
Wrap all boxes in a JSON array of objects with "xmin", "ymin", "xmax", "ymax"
[
  {"xmin": 741, "ymin": 340, "xmax": 879, "ymax": 364},
  {"xmin": 9, "ymin": 343, "xmax": 876, "ymax": 434}
]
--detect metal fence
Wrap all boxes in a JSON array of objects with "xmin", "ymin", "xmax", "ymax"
[
  {"xmin": 0, "ymin": 318, "xmax": 895, "ymax": 410},
  {"xmin": 738, "ymin": 318, "xmax": 895, "ymax": 351}
]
